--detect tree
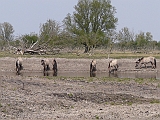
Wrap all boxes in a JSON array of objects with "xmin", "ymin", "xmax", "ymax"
[
  {"xmin": 117, "ymin": 27, "xmax": 135, "ymax": 52},
  {"xmin": 39, "ymin": 19, "xmax": 61, "ymax": 48},
  {"xmin": 0, "ymin": 22, "xmax": 14, "ymax": 41},
  {"xmin": 104, "ymin": 30, "xmax": 117, "ymax": 53},
  {"xmin": 0, "ymin": 22, "xmax": 14, "ymax": 50},
  {"xmin": 135, "ymin": 32, "xmax": 153, "ymax": 53},
  {"xmin": 21, "ymin": 33, "xmax": 39, "ymax": 49},
  {"xmin": 63, "ymin": 0, "xmax": 118, "ymax": 53}
]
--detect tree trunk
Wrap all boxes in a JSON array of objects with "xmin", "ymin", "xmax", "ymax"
[{"xmin": 84, "ymin": 44, "xmax": 89, "ymax": 53}]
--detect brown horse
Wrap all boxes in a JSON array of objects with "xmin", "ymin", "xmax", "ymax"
[
  {"xmin": 108, "ymin": 59, "xmax": 118, "ymax": 73},
  {"xmin": 16, "ymin": 57, "xmax": 23, "ymax": 75},
  {"xmin": 135, "ymin": 56, "xmax": 156, "ymax": 69}
]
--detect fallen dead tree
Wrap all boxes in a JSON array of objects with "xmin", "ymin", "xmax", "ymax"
[
  {"xmin": 12, "ymin": 34, "xmax": 62, "ymax": 55},
  {"xmin": 14, "ymin": 48, "xmax": 60, "ymax": 55},
  {"xmin": 23, "ymin": 49, "xmax": 46, "ymax": 55}
]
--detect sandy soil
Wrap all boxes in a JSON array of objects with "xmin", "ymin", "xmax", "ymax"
[{"xmin": 0, "ymin": 57, "xmax": 160, "ymax": 120}]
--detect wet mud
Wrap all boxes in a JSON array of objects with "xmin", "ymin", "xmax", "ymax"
[{"xmin": 0, "ymin": 57, "xmax": 160, "ymax": 120}]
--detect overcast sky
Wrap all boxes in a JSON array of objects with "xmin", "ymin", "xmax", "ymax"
[{"xmin": 0, "ymin": 0, "xmax": 160, "ymax": 41}]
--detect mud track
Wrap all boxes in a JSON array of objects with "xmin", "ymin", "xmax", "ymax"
[{"xmin": 0, "ymin": 57, "xmax": 160, "ymax": 120}]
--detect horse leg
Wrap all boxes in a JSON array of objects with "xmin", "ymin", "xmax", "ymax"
[
  {"xmin": 151, "ymin": 61, "xmax": 156, "ymax": 69},
  {"xmin": 150, "ymin": 62, "xmax": 154, "ymax": 68},
  {"xmin": 114, "ymin": 65, "xmax": 117, "ymax": 71},
  {"xmin": 17, "ymin": 66, "xmax": 20, "ymax": 75},
  {"xmin": 43, "ymin": 65, "xmax": 46, "ymax": 72},
  {"xmin": 116, "ymin": 64, "xmax": 118, "ymax": 71},
  {"xmin": 144, "ymin": 63, "xmax": 147, "ymax": 68},
  {"xmin": 16, "ymin": 67, "xmax": 18, "ymax": 74},
  {"xmin": 139, "ymin": 64, "xmax": 142, "ymax": 69},
  {"xmin": 154, "ymin": 58, "xmax": 156, "ymax": 69},
  {"xmin": 110, "ymin": 66, "xmax": 113, "ymax": 73}
]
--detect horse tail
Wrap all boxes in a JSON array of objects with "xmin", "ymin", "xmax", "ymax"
[
  {"xmin": 154, "ymin": 58, "xmax": 156, "ymax": 68},
  {"xmin": 47, "ymin": 64, "xmax": 50, "ymax": 71},
  {"xmin": 117, "ymin": 64, "xmax": 119, "ymax": 69},
  {"xmin": 90, "ymin": 63, "xmax": 93, "ymax": 72},
  {"xmin": 108, "ymin": 62, "xmax": 110, "ymax": 68}
]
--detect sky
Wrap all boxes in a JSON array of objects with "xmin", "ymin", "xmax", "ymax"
[{"xmin": 0, "ymin": 0, "xmax": 160, "ymax": 41}]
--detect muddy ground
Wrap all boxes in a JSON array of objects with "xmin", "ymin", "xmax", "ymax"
[{"xmin": 0, "ymin": 57, "xmax": 160, "ymax": 120}]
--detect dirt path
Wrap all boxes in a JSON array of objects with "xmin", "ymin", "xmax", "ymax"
[{"xmin": 0, "ymin": 57, "xmax": 160, "ymax": 120}]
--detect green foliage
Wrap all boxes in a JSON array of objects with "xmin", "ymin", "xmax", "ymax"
[
  {"xmin": 38, "ymin": 19, "xmax": 76, "ymax": 49},
  {"xmin": 0, "ymin": 22, "xmax": 14, "ymax": 41},
  {"xmin": 95, "ymin": 115, "xmax": 100, "ymax": 119},
  {"xmin": 0, "ymin": 103, "xmax": 2, "ymax": 108},
  {"xmin": 115, "ymin": 27, "xmax": 157, "ymax": 52},
  {"xmin": 135, "ymin": 32, "xmax": 148, "ymax": 48},
  {"xmin": 0, "ymin": 22, "xmax": 15, "ymax": 50},
  {"xmin": 117, "ymin": 27, "xmax": 135, "ymax": 51},
  {"xmin": 150, "ymin": 99, "xmax": 160, "ymax": 104},
  {"xmin": 39, "ymin": 19, "xmax": 61, "ymax": 46},
  {"xmin": 63, "ymin": 0, "xmax": 118, "ymax": 52},
  {"xmin": 21, "ymin": 34, "xmax": 38, "ymax": 48},
  {"xmin": 68, "ymin": 93, "xmax": 73, "ymax": 97},
  {"xmin": 134, "ymin": 78, "xmax": 144, "ymax": 84}
]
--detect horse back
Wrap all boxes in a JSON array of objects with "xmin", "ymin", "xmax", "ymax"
[
  {"xmin": 142, "ymin": 56, "xmax": 154, "ymax": 63},
  {"xmin": 110, "ymin": 59, "xmax": 117, "ymax": 66}
]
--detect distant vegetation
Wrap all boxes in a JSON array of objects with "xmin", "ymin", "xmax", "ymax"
[{"xmin": 0, "ymin": 0, "xmax": 160, "ymax": 55}]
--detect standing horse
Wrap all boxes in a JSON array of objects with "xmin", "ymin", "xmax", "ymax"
[
  {"xmin": 90, "ymin": 60, "xmax": 96, "ymax": 77},
  {"xmin": 108, "ymin": 59, "xmax": 118, "ymax": 73},
  {"xmin": 41, "ymin": 59, "xmax": 50, "ymax": 72},
  {"xmin": 16, "ymin": 57, "xmax": 23, "ymax": 75},
  {"xmin": 52, "ymin": 58, "xmax": 57, "ymax": 76},
  {"xmin": 135, "ymin": 56, "xmax": 156, "ymax": 69}
]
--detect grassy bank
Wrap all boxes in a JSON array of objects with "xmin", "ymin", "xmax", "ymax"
[{"xmin": 0, "ymin": 51, "xmax": 160, "ymax": 59}]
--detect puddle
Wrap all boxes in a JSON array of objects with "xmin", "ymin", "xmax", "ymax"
[{"xmin": 1, "ymin": 71, "xmax": 160, "ymax": 79}]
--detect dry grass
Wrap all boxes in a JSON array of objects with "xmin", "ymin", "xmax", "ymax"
[{"xmin": 1, "ymin": 50, "xmax": 160, "ymax": 59}]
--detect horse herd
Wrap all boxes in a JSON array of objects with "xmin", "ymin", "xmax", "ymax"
[
  {"xmin": 16, "ymin": 57, "xmax": 58, "ymax": 76},
  {"xmin": 15, "ymin": 56, "xmax": 157, "ymax": 76}
]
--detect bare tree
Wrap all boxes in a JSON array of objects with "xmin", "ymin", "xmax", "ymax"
[
  {"xmin": 0, "ymin": 22, "xmax": 14, "ymax": 50},
  {"xmin": 0, "ymin": 22, "xmax": 14, "ymax": 41}
]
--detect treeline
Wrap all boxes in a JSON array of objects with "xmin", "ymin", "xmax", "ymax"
[
  {"xmin": 0, "ymin": 0, "xmax": 159, "ymax": 54},
  {"xmin": 0, "ymin": 21, "xmax": 159, "ymax": 54}
]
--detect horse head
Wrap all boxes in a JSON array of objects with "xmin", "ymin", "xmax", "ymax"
[
  {"xmin": 108, "ymin": 60, "xmax": 112, "ymax": 68},
  {"xmin": 135, "ymin": 57, "xmax": 144, "ymax": 68},
  {"xmin": 41, "ymin": 60, "xmax": 45, "ymax": 66},
  {"xmin": 41, "ymin": 59, "xmax": 50, "ymax": 71},
  {"xmin": 90, "ymin": 60, "xmax": 96, "ymax": 72}
]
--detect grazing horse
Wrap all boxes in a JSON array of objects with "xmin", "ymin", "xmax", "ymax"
[
  {"xmin": 90, "ymin": 60, "xmax": 96, "ymax": 77},
  {"xmin": 90, "ymin": 60, "xmax": 96, "ymax": 72},
  {"xmin": 135, "ymin": 56, "xmax": 156, "ymax": 69},
  {"xmin": 41, "ymin": 59, "xmax": 50, "ymax": 72},
  {"xmin": 52, "ymin": 58, "xmax": 57, "ymax": 76},
  {"xmin": 108, "ymin": 59, "xmax": 118, "ymax": 73},
  {"xmin": 16, "ymin": 57, "xmax": 23, "ymax": 75}
]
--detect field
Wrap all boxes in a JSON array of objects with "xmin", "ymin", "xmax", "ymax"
[{"xmin": 0, "ymin": 52, "xmax": 160, "ymax": 120}]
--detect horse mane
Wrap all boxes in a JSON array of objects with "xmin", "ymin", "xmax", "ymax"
[
  {"xmin": 108, "ymin": 60, "xmax": 112, "ymax": 68},
  {"xmin": 92, "ymin": 60, "xmax": 96, "ymax": 66},
  {"xmin": 140, "ymin": 57, "xmax": 144, "ymax": 60}
]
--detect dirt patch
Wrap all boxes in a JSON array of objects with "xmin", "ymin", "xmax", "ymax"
[{"xmin": 0, "ymin": 57, "xmax": 160, "ymax": 120}]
